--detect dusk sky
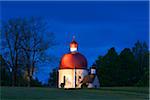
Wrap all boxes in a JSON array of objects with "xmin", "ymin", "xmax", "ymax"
[{"xmin": 1, "ymin": 1, "xmax": 149, "ymax": 83}]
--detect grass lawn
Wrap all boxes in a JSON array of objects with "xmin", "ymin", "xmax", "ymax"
[{"xmin": 0, "ymin": 87, "xmax": 149, "ymax": 100}]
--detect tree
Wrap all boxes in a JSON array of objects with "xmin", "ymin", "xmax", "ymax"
[
  {"xmin": 18, "ymin": 17, "xmax": 55, "ymax": 87},
  {"xmin": 95, "ymin": 41, "xmax": 149, "ymax": 87},
  {"xmin": 132, "ymin": 41, "xmax": 149, "ymax": 86},
  {"xmin": 118, "ymin": 48, "xmax": 136, "ymax": 86},
  {"xmin": 0, "ymin": 54, "xmax": 12, "ymax": 86},
  {"xmin": 1, "ymin": 17, "xmax": 56, "ymax": 86},
  {"xmin": 132, "ymin": 41, "xmax": 149, "ymax": 73},
  {"xmin": 96, "ymin": 47, "xmax": 119, "ymax": 86},
  {"xmin": 1, "ymin": 18, "xmax": 25, "ymax": 86},
  {"xmin": 48, "ymin": 67, "xmax": 58, "ymax": 87}
]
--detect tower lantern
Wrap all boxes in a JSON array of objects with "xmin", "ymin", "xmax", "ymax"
[{"xmin": 70, "ymin": 36, "xmax": 78, "ymax": 52}]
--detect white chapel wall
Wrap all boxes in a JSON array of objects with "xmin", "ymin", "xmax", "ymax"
[{"xmin": 58, "ymin": 69, "xmax": 88, "ymax": 88}]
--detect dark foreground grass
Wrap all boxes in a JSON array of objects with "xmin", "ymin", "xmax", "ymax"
[{"xmin": 0, "ymin": 87, "xmax": 149, "ymax": 100}]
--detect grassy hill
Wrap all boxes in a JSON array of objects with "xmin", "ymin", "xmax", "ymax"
[{"xmin": 0, "ymin": 87, "xmax": 149, "ymax": 100}]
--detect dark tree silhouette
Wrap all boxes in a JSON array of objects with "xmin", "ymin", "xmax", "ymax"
[
  {"xmin": 96, "ymin": 47, "xmax": 119, "ymax": 86},
  {"xmin": 0, "ymin": 54, "xmax": 12, "ymax": 86},
  {"xmin": 48, "ymin": 67, "xmax": 58, "ymax": 87},
  {"xmin": 1, "ymin": 18, "xmax": 25, "ymax": 86},
  {"xmin": 1, "ymin": 17, "xmax": 56, "ymax": 86},
  {"xmin": 132, "ymin": 41, "xmax": 149, "ymax": 86},
  {"xmin": 96, "ymin": 41, "xmax": 149, "ymax": 87},
  {"xmin": 118, "ymin": 48, "xmax": 136, "ymax": 86}
]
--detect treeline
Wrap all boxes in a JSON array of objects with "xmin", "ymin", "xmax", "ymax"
[
  {"xmin": 0, "ymin": 17, "xmax": 55, "ymax": 87},
  {"xmin": 96, "ymin": 41, "xmax": 149, "ymax": 87}
]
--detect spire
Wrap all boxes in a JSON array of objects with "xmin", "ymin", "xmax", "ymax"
[
  {"xmin": 72, "ymin": 35, "xmax": 75, "ymax": 41},
  {"xmin": 70, "ymin": 35, "xmax": 78, "ymax": 52}
]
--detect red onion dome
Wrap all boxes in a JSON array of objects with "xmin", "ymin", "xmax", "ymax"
[{"xmin": 59, "ymin": 52, "xmax": 87, "ymax": 69}]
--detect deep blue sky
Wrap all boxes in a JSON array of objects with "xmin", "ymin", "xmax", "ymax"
[{"xmin": 1, "ymin": 1, "xmax": 149, "ymax": 83}]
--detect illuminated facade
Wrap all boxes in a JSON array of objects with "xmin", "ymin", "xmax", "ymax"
[{"xmin": 58, "ymin": 37, "xmax": 100, "ymax": 88}]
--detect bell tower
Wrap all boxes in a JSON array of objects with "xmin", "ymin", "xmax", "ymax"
[{"xmin": 91, "ymin": 64, "xmax": 96, "ymax": 75}]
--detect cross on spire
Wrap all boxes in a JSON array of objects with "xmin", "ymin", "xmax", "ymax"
[{"xmin": 72, "ymin": 35, "xmax": 75, "ymax": 41}]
